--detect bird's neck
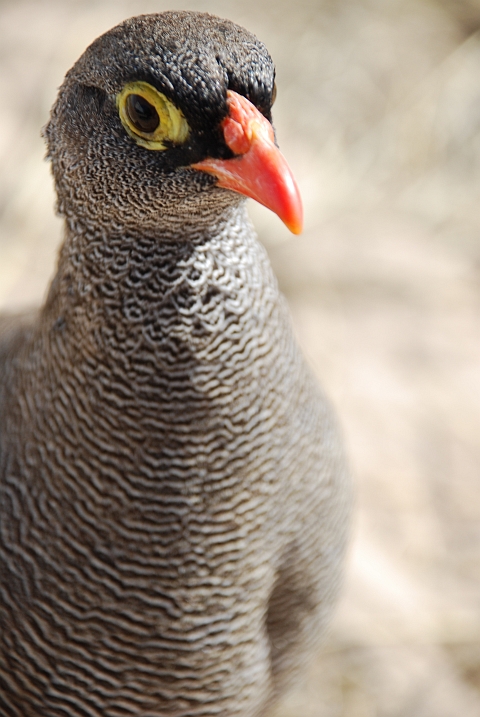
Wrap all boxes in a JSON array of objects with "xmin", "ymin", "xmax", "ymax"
[
  {"xmin": 43, "ymin": 203, "xmax": 275, "ymax": 352},
  {"xmin": 7, "ymin": 200, "xmax": 291, "ymax": 512},
  {"xmin": 39, "ymin": 200, "xmax": 279, "ymax": 391}
]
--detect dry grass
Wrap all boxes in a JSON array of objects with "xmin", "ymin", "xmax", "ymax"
[{"xmin": 1, "ymin": 1, "xmax": 479, "ymax": 714}]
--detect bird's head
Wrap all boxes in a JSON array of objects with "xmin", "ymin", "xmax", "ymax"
[{"xmin": 44, "ymin": 12, "xmax": 302, "ymax": 236}]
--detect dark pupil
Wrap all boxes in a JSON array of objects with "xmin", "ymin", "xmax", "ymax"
[{"xmin": 126, "ymin": 94, "xmax": 160, "ymax": 133}]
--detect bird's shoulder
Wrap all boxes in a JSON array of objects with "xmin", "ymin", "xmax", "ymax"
[
  {"xmin": 0, "ymin": 310, "xmax": 38, "ymax": 381},
  {"xmin": 0, "ymin": 312, "xmax": 38, "ymax": 455}
]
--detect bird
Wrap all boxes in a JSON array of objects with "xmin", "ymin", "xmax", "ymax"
[{"xmin": 0, "ymin": 11, "xmax": 350, "ymax": 717}]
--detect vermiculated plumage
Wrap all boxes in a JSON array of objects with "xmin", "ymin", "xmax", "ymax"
[{"xmin": 0, "ymin": 12, "xmax": 350, "ymax": 717}]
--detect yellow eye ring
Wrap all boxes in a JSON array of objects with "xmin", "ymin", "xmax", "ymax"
[{"xmin": 116, "ymin": 81, "xmax": 189, "ymax": 151}]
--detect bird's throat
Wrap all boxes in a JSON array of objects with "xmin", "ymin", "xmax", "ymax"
[{"xmin": 35, "ymin": 206, "xmax": 282, "ymax": 474}]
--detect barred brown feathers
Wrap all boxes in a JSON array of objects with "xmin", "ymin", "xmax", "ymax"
[{"xmin": 0, "ymin": 12, "xmax": 350, "ymax": 717}]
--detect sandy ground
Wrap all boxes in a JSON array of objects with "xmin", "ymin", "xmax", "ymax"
[{"xmin": 0, "ymin": 0, "xmax": 479, "ymax": 715}]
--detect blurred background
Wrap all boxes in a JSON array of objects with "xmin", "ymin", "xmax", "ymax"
[{"xmin": 0, "ymin": 0, "xmax": 479, "ymax": 714}]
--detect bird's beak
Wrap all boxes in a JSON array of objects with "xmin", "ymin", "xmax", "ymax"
[{"xmin": 192, "ymin": 90, "xmax": 303, "ymax": 234}]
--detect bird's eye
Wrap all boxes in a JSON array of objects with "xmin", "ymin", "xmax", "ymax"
[
  {"xmin": 117, "ymin": 81, "xmax": 189, "ymax": 151},
  {"xmin": 126, "ymin": 95, "xmax": 160, "ymax": 133}
]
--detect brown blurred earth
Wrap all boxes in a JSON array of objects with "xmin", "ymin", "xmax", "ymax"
[{"xmin": 0, "ymin": 1, "xmax": 479, "ymax": 715}]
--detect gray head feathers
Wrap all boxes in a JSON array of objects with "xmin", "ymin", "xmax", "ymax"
[{"xmin": 44, "ymin": 12, "xmax": 276, "ymax": 231}]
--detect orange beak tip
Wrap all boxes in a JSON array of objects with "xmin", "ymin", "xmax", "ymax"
[{"xmin": 286, "ymin": 216, "xmax": 303, "ymax": 235}]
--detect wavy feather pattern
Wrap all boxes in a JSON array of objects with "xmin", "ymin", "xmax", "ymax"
[{"xmin": 0, "ymin": 12, "xmax": 350, "ymax": 717}]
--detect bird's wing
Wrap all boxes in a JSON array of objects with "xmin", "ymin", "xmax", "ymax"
[
  {"xmin": 0, "ymin": 312, "xmax": 37, "ymax": 361},
  {"xmin": 0, "ymin": 311, "xmax": 38, "ymax": 403}
]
